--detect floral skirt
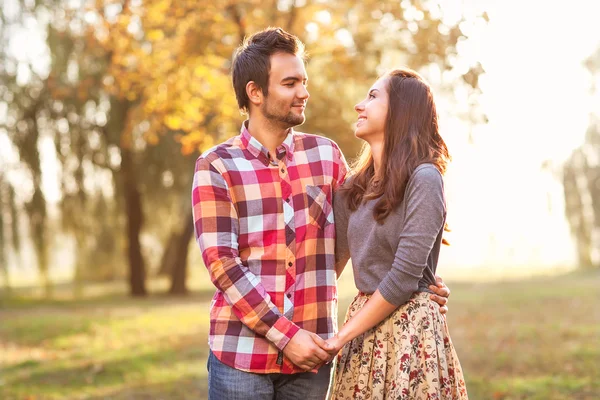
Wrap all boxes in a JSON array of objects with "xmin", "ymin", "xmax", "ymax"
[{"xmin": 330, "ymin": 292, "xmax": 469, "ymax": 400}]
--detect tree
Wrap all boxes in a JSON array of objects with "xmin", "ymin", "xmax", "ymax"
[
  {"xmin": 0, "ymin": 12, "xmax": 52, "ymax": 295},
  {"xmin": 0, "ymin": 175, "xmax": 9, "ymax": 292},
  {"xmin": 562, "ymin": 46, "xmax": 600, "ymax": 269},
  {"xmin": 1, "ymin": 0, "xmax": 487, "ymax": 295},
  {"xmin": 0, "ymin": 171, "xmax": 22, "ymax": 293}
]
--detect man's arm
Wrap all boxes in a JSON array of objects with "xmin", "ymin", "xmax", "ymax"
[
  {"xmin": 192, "ymin": 157, "xmax": 299, "ymax": 349},
  {"xmin": 192, "ymin": 157, "xmax": 330, "ymax": 369}
]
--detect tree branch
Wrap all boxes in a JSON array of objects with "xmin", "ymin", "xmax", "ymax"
[{"xmin": 227, "ymin": 3, "xmax": 246, "ymax": 44}]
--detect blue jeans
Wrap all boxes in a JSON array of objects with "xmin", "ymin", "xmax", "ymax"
[{"xmin": 207, "ymin": 351, "xmax": 332, "ymax": 400}]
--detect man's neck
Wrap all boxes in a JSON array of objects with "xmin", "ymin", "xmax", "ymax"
[{"xmin": 247, "ymin": 116, "xmax": 290, "ymax": 158}]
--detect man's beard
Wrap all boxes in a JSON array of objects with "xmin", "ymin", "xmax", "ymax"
[{"xmin": 261, "ymin": 98, "xmax": 305, "ymax": 128}]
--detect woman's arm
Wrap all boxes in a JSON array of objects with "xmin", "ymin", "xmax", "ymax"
[
  {"xmin": 377, "ymin": 165, "xmax": 446, "ymax": 307},
  {"xmin": 334, "ymin": 189, "xmax": 351, "ymax": 278},
  {"xmin": 325, "ymin": 165, "xmax": 446, "ymax": 356},
  {"xmin": 325, "ymin": 289, "xmax": 396, "ymax": 355}
]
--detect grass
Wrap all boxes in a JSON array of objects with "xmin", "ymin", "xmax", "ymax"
[
  {"xmin": 1, "ymin": 268, "xmax": 599, "ymax": 399},
  {"xmin": 447, "ymin": 269, "xmax": 600, "ymax": 399}
]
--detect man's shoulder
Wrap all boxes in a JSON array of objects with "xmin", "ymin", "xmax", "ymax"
[
  {"xmin": 294, "ymin": 131, "xmax": 340, "ymax": 148},
  {"xmin": 196, "ymin": 136, "xmax": 241, "ymax": 165},
  {"xmin": 293, "ymin": 131, "xmax": 344, "ymax": 161}
]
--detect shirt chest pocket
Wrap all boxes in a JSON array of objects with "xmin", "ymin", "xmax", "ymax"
[{"xmin": 305, "ymin": 184, "xmax": 333, "ymax": 229}]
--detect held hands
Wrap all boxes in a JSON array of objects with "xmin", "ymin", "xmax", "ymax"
[
  {"xmin": 283, "ymin": 329, "xmax": 334, "ymax": 371},
  {"xmin": 286, "ymin": 279, "xmax": 452, "ymax": 371},
  {"xmin": 429, "ymin": 274, "xmax": 451, "ymax": 314},
  {"xmin": 322, "ymin": 334, "xmax": 345, "ymax": 364}
]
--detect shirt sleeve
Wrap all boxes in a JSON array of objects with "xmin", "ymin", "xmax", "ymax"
[
  {"xmin": 331, "ymin": 141, "xmax": 349, "ymax": 193},
  {"xmin": 192, "ymin": 156, "xmax": 300, "ymax": 350},
  {"xmin": 377, "ymin": 165, "xmax": 446, "ymax": 306},
  {"xmin": 331, "ymin": 143, "xmax": 351, "ymax": 269},
  {"xmin": 334, "ymin": 189, "xmax": 351, "ymax": 269}
]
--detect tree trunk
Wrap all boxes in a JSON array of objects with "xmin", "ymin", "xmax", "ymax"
[
  {"xmin": 1, "ymin": 267, "xmax": 10, "ymax": 295},
  {"xmin": 0, "ymin": 187, "xmax": 9, "ymax": 294},
  {"xmin": 158, "ymin": 233, "xmax": 179, "ymax": 276},
  {"xmin": 29, "ymin": 188, "xmax": 51, "ymax": 299},
  {"xmin": 169, "ymin": 211, "xmax": 194, "ymax": 295},
  {"xmin": 36, "ymin": 237, "xmax": 52, "ymax": 299},
  {"xmin": 121, "ymin": 148, "xmax": 147, "ymax": 296},
  {"xmin": 72, "ymin": 230, "xmax": 85, "ymax": 298},
  {"xmin": 563, "ymin": 158, "xmax": 594, "ymax": 269}
]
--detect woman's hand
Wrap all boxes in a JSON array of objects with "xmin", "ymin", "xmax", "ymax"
[{"xmin": 323, "ymin": 335, "xmax": 346, "ymax": 364}]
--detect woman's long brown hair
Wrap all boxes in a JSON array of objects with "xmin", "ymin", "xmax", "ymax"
[{"xmin": 345, "ymin": 68, "xmax": 450, "ymax": 225}]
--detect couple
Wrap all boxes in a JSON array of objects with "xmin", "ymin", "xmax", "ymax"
[{"xmin": 192, "ymin": 27, "xmax": 468, "ymax": 400}]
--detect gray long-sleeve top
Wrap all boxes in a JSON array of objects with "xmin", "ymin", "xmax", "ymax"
[{"xmin": 334, "ymin": 163, "xmax": 446, "ymax": 306}]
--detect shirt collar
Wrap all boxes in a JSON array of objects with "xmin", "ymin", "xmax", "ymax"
[{"xmin": 240, "ymin": 121, "xmax": 295, "ymax": 166}]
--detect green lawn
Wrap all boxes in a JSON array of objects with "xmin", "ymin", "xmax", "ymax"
[{"xmin": 1, "ymin": 269, "xmax": 598, "ymax": 399}]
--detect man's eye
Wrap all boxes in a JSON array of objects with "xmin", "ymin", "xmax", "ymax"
[{"xmin": 285, "ymin": 83, "xmax": 294, "ymax": 87}]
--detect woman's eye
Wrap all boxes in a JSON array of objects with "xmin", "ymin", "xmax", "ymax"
[{"xmin": 368, "ymin": 94, "xmax": 375, "ymax": 99}]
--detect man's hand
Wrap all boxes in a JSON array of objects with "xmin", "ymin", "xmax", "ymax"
[
  {"xmin": 283, "ymin": 329, "xmax": 332, "ymax": 371},
  {"xmin": 429, "ymin": 274, "xmax": 450, "ymax": 314}
]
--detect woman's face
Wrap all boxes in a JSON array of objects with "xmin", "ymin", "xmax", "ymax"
[{"xmin": 354, "ymin": 76, "xmax": 389, "ymax": 144}]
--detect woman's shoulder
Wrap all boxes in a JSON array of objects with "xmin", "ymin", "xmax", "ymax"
[
  {"xmin": 407, "ymin": 163, "xmax": 444, "ymax": 193},
  {"xmin": 341, "ymin": 174, "xmax": 355, "ymax": 188},
  {"xmin": 335, "ymin": 179, "xmax": 351, "ymax": 202},
  {"xmin": 411, "ymin": 163, "xmax": 442, "ymax": 182},
  {"xmin": 334, "ymin": 176, "xmax": 354, "ymax": 214},
  {"xmin": 413, "ymin": 163, "xmax": 440, "ymax": 176}
]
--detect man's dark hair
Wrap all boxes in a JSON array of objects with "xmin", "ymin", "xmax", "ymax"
[{"xmin": 232, "ymin": 27, "xmax": 306, "ymax": 113}]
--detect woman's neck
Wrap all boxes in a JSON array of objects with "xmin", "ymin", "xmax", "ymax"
[{"xmin": 369, "ymin": 141, "xmax": 384, "ymax": 179}]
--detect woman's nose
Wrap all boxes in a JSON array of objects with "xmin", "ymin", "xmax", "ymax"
[{"xmin": 299, "ymin": 85, "xmax": 309, "ymax": 100}]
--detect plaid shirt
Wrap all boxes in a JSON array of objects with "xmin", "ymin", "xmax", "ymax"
[{"xmin": 192, "ymin": 123, "xmax": 348, "ymax": 374}]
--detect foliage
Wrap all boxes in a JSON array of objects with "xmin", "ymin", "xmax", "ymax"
[{"xmin": 0, "ymin": 0, "xmax": 486, "ymax": 292}]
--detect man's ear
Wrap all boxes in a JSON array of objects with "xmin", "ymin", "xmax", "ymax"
[{"xmin": 246, "ymin": 81, "xmax": 263, "ymax": 107}]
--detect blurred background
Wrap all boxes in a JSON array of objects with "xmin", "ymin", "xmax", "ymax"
[{"xmin": 1, "ymin": 0, "xmax": 599, "ymax": 399}]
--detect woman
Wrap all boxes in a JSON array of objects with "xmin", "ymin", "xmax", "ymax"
[{"xmin": 326, "ymin": 68, "xmax": 468, "ymax": 399}]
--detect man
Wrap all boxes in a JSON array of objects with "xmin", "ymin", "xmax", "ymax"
[{"xmin": 192, "ymin": 27, "xmax": 450, "ymax": 399}]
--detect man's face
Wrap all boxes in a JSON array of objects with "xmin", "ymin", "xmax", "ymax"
[{"xmin": 261, "ymin": 52, "xmax": 309, "ymax": 128}]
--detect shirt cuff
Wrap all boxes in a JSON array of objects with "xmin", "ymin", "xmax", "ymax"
[
  {"xmin": 378, "ymin": 276, "xmax": 412, "ymax": 307},
  {"xmin": 265, "ymin": 316, "xmax": 301, "ymax": 351}
]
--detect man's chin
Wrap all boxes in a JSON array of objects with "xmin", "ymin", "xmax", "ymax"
[
  {"xmin": 294, "ymin": 116, "xmax": 306, "ymax": 126},
  {"xmin": 283, "ymin": 114, "xmax": 305, "ymax": 128}
]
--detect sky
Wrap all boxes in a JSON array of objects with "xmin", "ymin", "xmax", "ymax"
[
  {"xmin": 433, "ymin": 0, "xmax": 600, "ymax": 278},
  {"xmin": 2, "ymin": 0, "xmax": 600, "ymax": 283}
]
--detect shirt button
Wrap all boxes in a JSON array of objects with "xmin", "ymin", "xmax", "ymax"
[
  {"xmin": 288, "ymin": 262, "xmax": 293, "ymax": 267},
  {"xmin": 286, "ymin": 293, "xmax": 292, "ymax": 298},
  {"xmin": 281, "ymin": 168, "xmax": 285, "ymax": 173}
]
